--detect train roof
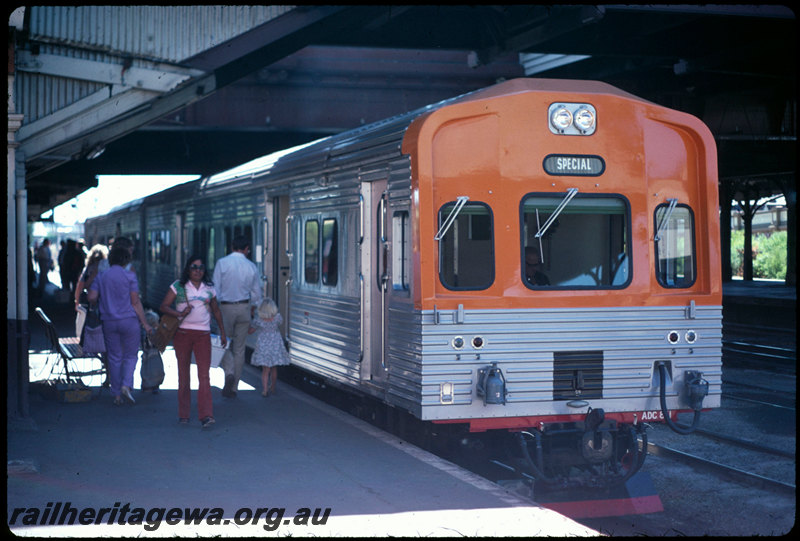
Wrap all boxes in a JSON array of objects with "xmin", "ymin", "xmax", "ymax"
[
  {"xmin": 89, "ymin": 78, "xmax": 652, "ymax": 207},
  {"xmin": 198, "ymin": 78, "xmax": 648, "ymax": 190}
]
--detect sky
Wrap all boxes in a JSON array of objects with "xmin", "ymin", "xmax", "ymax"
[{"xmin": 48, "ymin": 175, "xmax": 200, "ymax": 226}]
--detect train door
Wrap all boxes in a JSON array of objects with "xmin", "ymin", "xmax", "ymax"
[
  {"xmin": 264, "ymin": 195, "xmax": 290, "ymax": 336},
  {"xmin": 360, "ymin": 180, "xmax": 389, "ymax": 383}
]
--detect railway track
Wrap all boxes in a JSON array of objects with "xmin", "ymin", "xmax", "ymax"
[
  {"xmin": 646, "ymin": 440, "xmax": 795, "ymax": 495},
  {"xmin": 722, "ymin": 340, "xmax": 796, "ymax": 369}
]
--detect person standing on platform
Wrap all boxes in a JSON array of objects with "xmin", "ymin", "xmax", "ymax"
[
  {"xmin": 58, "ymin": 240, "xmax": 68, "ymax": 290},
  {"xmin": 111, "ymin": 236, "xmax": 136, "ymax": 272},
  {"xmin": 75, "ymin": 244, "xmax": 109, "ymax": 336},
  {"xmin": 88, "ymin": 243, "xmax": 153, "ymax": 406},
  {"xmin": 36, "ymin": 238, "xmax": 53, "ymax": 293},
  {"xmin": 160, "ymin": 256, "xmax": 226, "ymax": 428},
  {"xmin": 213, "ymin": 235, "xmax": 263, "ymax": 398}
]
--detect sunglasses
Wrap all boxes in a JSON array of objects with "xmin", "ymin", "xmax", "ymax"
[{"xmin": 190, "ymin": 264, "xmax": 205, "ymax": 270}]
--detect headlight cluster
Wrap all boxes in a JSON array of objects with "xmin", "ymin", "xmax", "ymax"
[
  {"xmin": 667, "ymin": 330, "xmax": 698, "ymax": 344},
  {"xmin": 548, "ymin": 103, "xmax": 597, "ymax": 135},
  {"xmin": 452, "ymin": 336, "xmax": 485, "ymax": 350}
]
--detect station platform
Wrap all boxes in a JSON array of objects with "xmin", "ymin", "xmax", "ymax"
[
  {"xmin": 722, "ymin": 278, "xmax": 796, "ymax": 329},
  {"xmin": 8, "ymin": 293, "xmax": 598, "ymax": 537}
]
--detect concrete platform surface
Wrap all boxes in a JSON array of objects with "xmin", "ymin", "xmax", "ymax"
[{"xmin": 8, "ymin": 346, "xmax": 598, "ymax": 537}]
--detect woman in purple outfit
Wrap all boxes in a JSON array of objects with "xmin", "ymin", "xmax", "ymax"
[{"xmin": 88, "ymin": 243, "xmax": 153, "ymax": 405}]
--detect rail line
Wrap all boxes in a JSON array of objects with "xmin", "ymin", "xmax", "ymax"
[{"xmin": 646, "ymin": 442, "xmax": 796, "ymax": 495}]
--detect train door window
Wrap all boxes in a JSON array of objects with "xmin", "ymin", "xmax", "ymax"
[
  {"xmin": 193, "ymin": 227, "xmax": 203, "ymax": 259},
  {"xmin": 654, "ymin": 204, "xmax": 696, "ymax": 287},
  {"xmin": 392, "ymin": 211, "xmax": 410, "ymax": 293},
  {"xmin": 164, "ymin": 230, "xmax": 171, "ymax": 264},
  {"xmin": 224, "ymin": 227, "xmax": 232, "ymax": 254},
  {"xmin": 208, "ymin": 227, "xmax": 216, "ymax": 267},
  {"xmin": 131, "ymin": 232, "xmax": 140, "ymax": 261},
  {"xmin": 521, "ymin": 194, "xmax": 630, "ymax": 288},
  {"xmin": 304, "ymin": 219, "xmax": 320, "ymax": 284},
  {"xmin": 243, "ymin": 224, "xmax": 253, "ymax": 254},
  {"xmin": 438, "ymin": 202, "xmax": 494, "ymax": 290},
  {"xmin": 321, "ymin": 218, "xmax": 338, "ymax": 286}
]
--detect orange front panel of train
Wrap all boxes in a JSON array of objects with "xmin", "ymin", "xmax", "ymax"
[{"xmin": 402, "ymin": 79, "xmax": 721, "ymax": 312}]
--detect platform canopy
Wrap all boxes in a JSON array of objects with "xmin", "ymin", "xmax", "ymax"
[{"xmin": 8, "ymin": 5, "xmax": 795, "ymax": 219}]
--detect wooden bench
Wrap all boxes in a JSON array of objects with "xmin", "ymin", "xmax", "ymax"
[{"xmin": 34, "ymin": 306, "xmax": 106, "ymax": 384}]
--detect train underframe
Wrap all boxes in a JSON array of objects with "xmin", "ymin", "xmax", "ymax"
[
  {"xmin": 506, "ymin": 413, "xmax": 649, "ymax": 490},
  {"xmin": 285, "ymin": 364, "xmax": 709, "ymax": 491}
]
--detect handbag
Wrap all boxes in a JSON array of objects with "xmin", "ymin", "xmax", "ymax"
[
  {"xmin": 140, "ymin": 337, "xmax": 165, "ymax": 389},
  {"xmin": 152, "ymin": 282, "xmax": 188, "ymax": 353},
  {"xmin": 152, "ymin": 313, "xmax": 181, "ymax": 353},
  {"xmin": 81, "ymin": 308, "xmax": 106, "ymax": 355}
]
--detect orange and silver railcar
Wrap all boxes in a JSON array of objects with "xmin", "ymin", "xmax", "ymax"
[{"xmin": 86, "ymin": 78, "xmax": 722, "ymax": 486}]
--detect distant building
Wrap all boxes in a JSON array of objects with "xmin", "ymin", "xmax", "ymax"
[{"xmin": 731, "ymin": 200, "xmax": 787, "ymax": 234}]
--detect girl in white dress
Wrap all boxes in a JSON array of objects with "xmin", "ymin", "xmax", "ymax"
[{"xmin": 248, "ymin": 298, "xmax": 290, "ymax": 396}]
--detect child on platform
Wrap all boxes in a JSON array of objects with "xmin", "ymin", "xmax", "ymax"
[{"xmin": 248, "ymin": 298, "xmax": 290, "ymax": 396}]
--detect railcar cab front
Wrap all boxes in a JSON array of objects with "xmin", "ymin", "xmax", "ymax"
[{"xmin": 398, "ymin": 78, "xmax": 721, "ymax": 487}]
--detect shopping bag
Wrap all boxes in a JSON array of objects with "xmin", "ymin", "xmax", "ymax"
[
  {"xmin": 75, "ymin": 305, "xmax": 87, "ymax": 338},
  {"xmin": 140, "ymin": 338, "xmax": 165, "ymax": 389},
  {"xmin": 80, "ymin": 307, "xmax": 106, "ymax": 354},
  {"xmin": 191, "ymin": 335, "xmax": 227, "ymax": 368},
  {"xmin": 81, "ymin": 324, "xmax": 106, "ymax": 355}
]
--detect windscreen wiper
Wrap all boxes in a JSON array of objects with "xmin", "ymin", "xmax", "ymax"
[
  {"xmin": 654, "ymin": 198, "xmax": 678, "ymax": 242},
  {"xmin": 535, "ymin": 188, "xmax": 578, "ymax": 240},
  {"xmin": 434, "ymin": 196, "xmax": 469, "ymax": 241}
]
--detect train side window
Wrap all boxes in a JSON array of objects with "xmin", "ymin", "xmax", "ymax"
[
  {"xmin": 654, "ymin": 204, "xmax": 696, "ymax": 288},
  {"xmin": 521, "ymin": 194, "xmax": 630, "ymax": 289},
  {"xmin": 392, "ymin": 211, "xmax": 410, "ymax": 292},
  {"xmin": 304, "ymin": 219, "xmax": 320, "ymax": 284},
  {"xmin": 147, "ymin": 231, "xmax": 154, "ymax": 262},
  {"xmin": 438, "ymin": 202, "xmax": 494, "ymax": 290},
  {"xmin": 208, "ymin": 227, "xmax": 216, "ymax": 267},
  {"xmin": 321, "ymin": 218, "xmax": 338, "ymax": 286},
  {"xmin": 164, "ymin": 229, "xmax": 171, "ymax": 265}
]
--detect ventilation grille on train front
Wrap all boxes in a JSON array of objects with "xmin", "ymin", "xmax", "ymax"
[{"xmin": 553, "ymin": 350, "xmax": 603, "ymax": 400}]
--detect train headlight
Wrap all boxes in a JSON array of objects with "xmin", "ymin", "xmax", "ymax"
[
  {"xmin": 667, "ymin": 331, "xmax": 680, "ymax": 344},
  {"xmin": 550, "ymin": 106, "xmax": 573, "ymax": 131},
  {"xmin": 452, "ymin": 336, "xmax": 465, "ymax": 350},
  {"xmin": 574, "ymin": 107, "xmax": 596, "ymax": 133},
  {"xmin": 685, "ymin": 330, "xmax": 697, "ymax": 344},
  {"xmin": 548, "ymin": 103, "xmax": 597, "ymax": 135}
]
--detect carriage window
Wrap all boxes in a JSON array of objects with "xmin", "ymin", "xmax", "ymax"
[
  {"xmin": 304, "ymin": 219, "xmax": 320, "ymax": 284},
  {"xmin": 392, "ymin": 211, "xmax": 410, "ymax": 292},
  {"xmin": 654, "ymin": 204, "xmax": 696, "ymax": 287},
  {"xmin": 148, "ymin": 230, "xmax": 171, "ymax": 264},
  {"xmin": 321, "ymin": 218, "xmax": 338, "ymax": 286},
  {"xmin": 208, "ymin": 227, "xmax": 216, "ymax": 268},
  {"xmin": 438, "ymin": 202, "xmax": 494, "ymax": 290},
  {"xmin": 521, "ymin": 194, "xmax": 629, "ymax": 288}
]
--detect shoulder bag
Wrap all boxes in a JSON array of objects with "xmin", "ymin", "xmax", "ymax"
[
  {"xmin": 151, "ymin": 313, "xmax": 181, "ymax": 353},
  {"xmin": 152, "ymin": 281, "xmax": 186, "ymax": 353}
]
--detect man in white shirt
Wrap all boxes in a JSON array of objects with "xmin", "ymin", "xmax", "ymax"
[{"xmin": 213, "ymin": 235, "xmax": 263, "ymax": 397}]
